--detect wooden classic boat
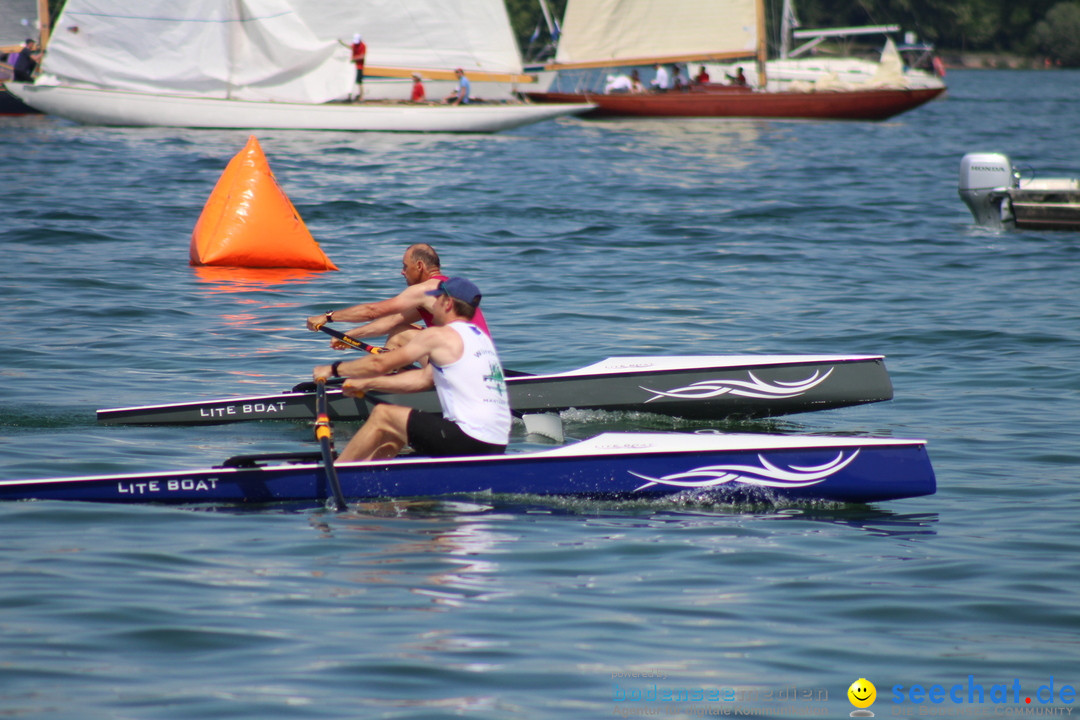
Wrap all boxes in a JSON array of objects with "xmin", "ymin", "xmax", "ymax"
[
  {"xmin": 527, "ymin": 84, "xmax": 944, "ymax": 121},
  {"xmin": 0, "ymin": 86, "xmax": 37, "ymax": 115},
  {"xmin": 523, "ymin": 0, "xmax": 944, "ymax": 121}
]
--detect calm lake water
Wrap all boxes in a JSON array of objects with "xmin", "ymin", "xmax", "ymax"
[{"xmin": 2, "ymin": 70, "xmax": 1079, "ymax": 719}]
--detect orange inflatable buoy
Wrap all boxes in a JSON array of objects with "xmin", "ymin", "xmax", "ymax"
[{"xmin": 190, "ymin": 136, "xmax": 338, "ymax": 270}]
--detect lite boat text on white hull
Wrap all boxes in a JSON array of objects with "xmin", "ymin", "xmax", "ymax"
[{"xmin": 97, "ymin": 354, "xmax": 894, "ymax": 426}]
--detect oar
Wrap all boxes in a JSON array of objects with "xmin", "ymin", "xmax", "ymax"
[
  {"xmin": 522, "ymin": 412, "xmax": 564, "ymax": 443},
  {"xmin": 318, "ymin": 324, "xmax": 390, "ymax": 354},
  {"xmin": 317, "ymin": 323, "xmax": 533, "ymax": 377},
  {"xmin": 289, "ymin": 326, "xmax": 412, "ymax": 392},
  {"xmin": 314, "ymin": 377, "xmax": 348, "ymax": 511}
]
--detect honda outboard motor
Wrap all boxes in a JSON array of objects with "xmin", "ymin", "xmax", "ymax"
[{"xmin": 958, "ymin": 153, "xmax": 1017, "ymax": 228}]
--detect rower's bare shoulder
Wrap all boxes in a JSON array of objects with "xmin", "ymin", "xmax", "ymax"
[{"xmin": 401, "ymin": 278, "xmax": 440, "ymax": 302}]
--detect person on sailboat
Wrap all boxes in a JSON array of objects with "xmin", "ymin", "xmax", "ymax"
[
  {"xmin": 313, "ymin": 277, "xmax": 510, "ymax": 462},
  {"xmin": 349, "ymin": 34, "xmax": 366, "ymax": 101},
  {"xmin": 445, "ymin": 68, "xmax": 471, "ymax": 105},
  {"xmin": 12, "ymin": 39, "xmax": 40, "ymax": 82},
  {"xmin": 306, "ymin": 243, "xmax": 491, "ymax": 350},
  {"xmin": 410, "ymin": 73, "xmax": 426, "ymax": 102},
  {"xmin": 603, "ymin": 74, "xmax": 634, "ymax": 93},
  {"xmin": 694, "ymin": 66, "xmax": 711, "ymax": 85},
  {"xmin": 726, "ymin": 67, "xmax": 748, "ymax": 87},
  {"xmin": 650, "ymin": 63, "xmax": 670, "ymax": 91},
  {"xmin": 671, "ymin": 65, "xmax": 689, "ymax": 91}
]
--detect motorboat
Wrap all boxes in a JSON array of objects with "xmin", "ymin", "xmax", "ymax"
[{"xmin": 959, "ymin": 152, "xmax": 1080, "ymax": 231}]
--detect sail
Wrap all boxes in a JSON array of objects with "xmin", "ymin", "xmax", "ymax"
[
  {"xmin": 1, "ymin": 0, "xmax": 40, "ymax": 47},
  {"xmin": 296, "ymin": 0, "xmax": 525, "ymax": 77},
  {"xmin": 871, "ymin": 37, "xmax": 905, "ymax": 85},
  {"xmin": 39, "ymin": 0, "xmax": 524, "ymax": 100},
  {"xmin": 41, "ymin": 0, "xmax": 351, "ymax": 103},
  {"xmin": 553, "ymin": 0, "xmax": 759, "ymax": 68}
]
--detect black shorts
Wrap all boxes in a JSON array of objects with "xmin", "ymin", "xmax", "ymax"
[
  {"xmin": 355, "ymin": 68, "xmax": 364, "ymax": 84},
  {"xmin": 406, "ymin": 409, "xmax": 506, "ymax": 457}
]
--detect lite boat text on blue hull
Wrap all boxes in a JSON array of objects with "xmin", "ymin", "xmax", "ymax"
[{"xmin": 0, "ymin": 433, "xmax": 935, "ymax": 506}]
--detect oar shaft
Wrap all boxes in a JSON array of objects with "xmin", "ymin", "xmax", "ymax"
[
  {"xmin": 318, "ymin": 325, "xmax": 389, "ymax": 354},
  {"xmin": 316, "ymin": 324, "xmax": 422, "ymax": 371},
  {"xmin": 315, "ymin": 378, "xmax": 347, "ymax": 511},
  {"xmin": 317, "ymin": 322, "xmax": 533, "ymax": 376}
]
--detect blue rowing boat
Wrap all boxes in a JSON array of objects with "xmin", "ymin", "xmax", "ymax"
[{"xmin": 0, "ymin": 432, "xmax": 935, "ymax": 506}]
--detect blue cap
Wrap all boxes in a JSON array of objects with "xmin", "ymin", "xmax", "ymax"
[{"xmin": 425, "ymin": 277, "xmax": 482, "ymax": 307}]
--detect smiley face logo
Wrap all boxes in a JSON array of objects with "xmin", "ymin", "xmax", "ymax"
[{"xmin": 848, "ymin": 678, "xmax": 876, "ymax": 715}]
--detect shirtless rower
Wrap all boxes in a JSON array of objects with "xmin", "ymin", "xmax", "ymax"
[{"xmin": 306, "ymin": 243, "xmax": 490, "ymax": 351}]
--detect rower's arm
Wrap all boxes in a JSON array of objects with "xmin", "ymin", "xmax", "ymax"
[
  {"xmin": 341, "ymin": 309, "xmax": 421, "ymax": 340},
  {"xmin": 314, "ymin": 326, "xmax": 443, "ymax": 382},
  {"xmin": 346, "ymin": 366, "xmax": 434, "ymax": 395},
  {"xmin": 307, "ymin": 284, "xmax": 433, "ymax": 331},
  {"xmin": 329, "ymin": 295, "xmax": 407, "ymax": 323}
]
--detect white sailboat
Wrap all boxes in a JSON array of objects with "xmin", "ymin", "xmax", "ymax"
[
  {"xmin": 8, "ymin": 0, "xmax": 592, "ymax": 132},
  {"xmin": 707, "ymin": 0, "xmax": 945, "ymax": 92}
]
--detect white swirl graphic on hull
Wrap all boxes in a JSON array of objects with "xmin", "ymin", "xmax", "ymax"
[
  {"xmin": 641, "ymin": 367, "xmax": 834, "ymax": 402},
  {"xmin": 629, "ymin": 450, "xmax": 859, "ymax": 492}
]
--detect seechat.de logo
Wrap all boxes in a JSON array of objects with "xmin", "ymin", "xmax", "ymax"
[{"xmin": 848, "ymin": 678, "xmax": 877, "ymax": 717}]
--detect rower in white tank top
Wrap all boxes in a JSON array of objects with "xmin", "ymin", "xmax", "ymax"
[{"xmin": 432, "ymin": 321, "xmax": 511, "ymax": 446}]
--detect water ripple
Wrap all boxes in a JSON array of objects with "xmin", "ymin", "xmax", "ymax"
[{"xmin": 2, "ymin": 70, "xmax": 1080, "ymax": 719}]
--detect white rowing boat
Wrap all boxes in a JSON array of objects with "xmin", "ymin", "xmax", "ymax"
[{"xmin": 98, "ymin": 354, "xmax": 894, "ymax": 425}]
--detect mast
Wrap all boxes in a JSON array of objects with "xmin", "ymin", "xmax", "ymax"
[
  {"xmin": 225, "ymin": 0, "xmax": 242, "ymax": 100},
  {"xmin": 538, "ymin": 0, "xmax": 559, "ymax": 39},
  {"xmin": 756, "ymin": 0, "xmax": 768, "ymax": 86},
  {"xmin": 37, "ymin": 0, "xmax": 50, "ymax": 48},
  {"xmin": 779, "ymin": 0, "xmax": 797, "ymax": 59}
]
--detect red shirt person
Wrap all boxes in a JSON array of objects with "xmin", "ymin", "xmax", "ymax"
[{"xmin": 350, "ymin": 34, "xmax": 367, "ymax": 101}]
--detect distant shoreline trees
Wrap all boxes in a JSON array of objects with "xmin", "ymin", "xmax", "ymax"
[
  {"xmin": 40, "ymin": 0, "xmax": 1080, "ymax": 69},
  {"xmin": 1031, "ymin": 2, "xmax": 1080, "ymax": 66},
  {"xmin": 506, "ymin": 0, "xmax": 1080, "ymax": 67}
]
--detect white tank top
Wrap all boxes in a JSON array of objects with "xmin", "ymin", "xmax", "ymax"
[{"xmin": 433, "ymin": 322, "xmax": 511, "ymax": 445}]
